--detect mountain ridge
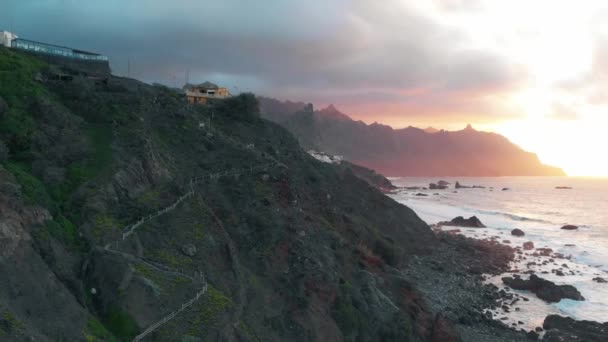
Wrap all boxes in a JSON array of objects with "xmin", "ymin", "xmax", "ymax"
[{"xmin": 258, "ymin": 97, "xmax": 565, "ymax": 177}]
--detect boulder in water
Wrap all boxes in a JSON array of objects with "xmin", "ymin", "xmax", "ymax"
[
  {"xmin": 438, "ymin": 216, "xmax": 486, "ymax": 228},
  {"xmin": 511, "ymin": 229, "xmax": 525, "ymax": 237},
  {"xmin": 429, "ymin": 183, "xmax": 448, "ymax": 190},
  {"xmin": 543, "ymin": 315, "xmax": 608, "ymax": 342},
  {"xmin": 523, "ymin": 241, "xmax": 535, "ymax": 250},
  {"xmin": 561, "ymin": 225, "xmax": 579, "ymax": 230},
  {"xmin": 502, "ymin": 274, "xmax": 584, "ymax": 303}
]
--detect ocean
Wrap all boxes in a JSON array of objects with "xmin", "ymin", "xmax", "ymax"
[{"xmin": 388, "ymin": 177, "xmax": 608, "ymax": 329}]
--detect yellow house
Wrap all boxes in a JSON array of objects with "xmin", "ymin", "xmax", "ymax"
[{"xmin": 185, "ymin": 82, "xmax": 231, "ymax": 105}]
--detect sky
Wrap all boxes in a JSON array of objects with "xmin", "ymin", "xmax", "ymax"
[{"xmin": 2, "ymin": 0, "xmax": 608, "ymax": 176}]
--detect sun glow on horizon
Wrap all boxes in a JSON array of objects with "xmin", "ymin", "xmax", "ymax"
[{"xmin": 398, "ymin": 1, "xmax": 608, "ymax": 177}]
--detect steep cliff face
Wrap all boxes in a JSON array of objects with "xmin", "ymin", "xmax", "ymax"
[
  {"xmin": 258, "ymin": 98, "xmax": 565, "ymax": 177},
  {"xmin": 0, "ymin": 48, "xmax": 447, "ymax": 341}
]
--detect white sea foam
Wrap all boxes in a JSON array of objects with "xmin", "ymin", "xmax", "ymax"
[{"xmin": 389, "ymin": 176, "xmax": 608, "ymax": 329}]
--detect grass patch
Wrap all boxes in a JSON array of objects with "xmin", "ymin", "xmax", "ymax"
[
  {"xmin": 103, "ymin": 308, "xmax": 139, "ymax": 341},
  {"xmin": 92, "ymin": 214, "xmax": 119, "ymax": 239},
  {"xmin": 188, "ymin": 286, "xmax": 232, "ymax": 331},
  {"xmin": 153, "ymin": 249, "xmax": 192, "ymax": 269},
  {"xmin": 0, "ymin": 48, "xmax": 47, "ymax": 158},
  {"xmin": 83, "ymin": 318, "xmax": 119, "ymax": 342},
  {"xmin": 4, "ymin": 162, "xmax": 55, "ymax": 209},
  {"xmin": 45, "ymin": 214, "xmax": 83, "ymax": 249},
  {"xmin": 0, "ymin": 310, "xmax": 24, "ymax": 335}
]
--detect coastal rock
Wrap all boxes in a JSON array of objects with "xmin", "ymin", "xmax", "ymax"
[
  {"xmin": 511, "ymin": 229, "xmax": 525, "ymax": 237},
  {"xmin": 593, "ymin": 277, "xmax": 607, "ymax": 283},
  {"xmin": 526, "ymin": 330, "xmax": 539, "ymax": 340},
  {"xmin": 523, "ymin": 241, "xmax": 535, "ymax": 250},
  {"xmin": 437, "ymin": 180, "xmax": 450, "ymax": 187},
  {"xmin": 416, "ymin": 193, "xmax": 429, "ymax": 197},
  {"xmin": 536, "ymin": 248, "xmax": 553, "ymax": 256},
  {"xmin": 455, "ymin": 182, "xmax": 467, "ymax": 189},
  {"xmin": 429, "ymin": 183, "xmax": 448, "ymax": 190},
  {"xmin": 501, "ymin": 274, "xmax": 584, "ymax": 303},
  {"xmin": 438, "ymin": 216, "xmax": 486, "ymax": 228},
  {"xmin": 543, "ymin": 315, "xmax": 608, "ymax": 342},
  {"xmin": 561, "ymin": 225, "xmax": 579, "ymax": 230},
  {"xmin": 555, "ymin": 186, "xmax": 573, "ymax": 190},
  {"xmin": 502, "ymin": 188, "xmax": 510, "ymax": 191}
]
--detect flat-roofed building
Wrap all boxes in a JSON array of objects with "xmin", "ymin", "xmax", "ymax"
[
  {"xmin": 185, "ymin": 82, "xmax": 231, "ymax": 105},
  {"xmin": 0, "ymin": 31, "xmax": 18, "ymax": 48}
]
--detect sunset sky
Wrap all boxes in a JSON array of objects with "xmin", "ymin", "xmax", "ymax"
[{"xmin": 2, "ymin": 0, "xmax": 608, "ymax": 176}]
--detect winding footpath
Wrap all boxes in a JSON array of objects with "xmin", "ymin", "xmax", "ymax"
[
  {"xmin": 98, "ymin": 120, "xmax": 287, "ymax": 340},
  {"xmin": 101, "ymin": 163, "xmax": 280, "ymax": 341}
]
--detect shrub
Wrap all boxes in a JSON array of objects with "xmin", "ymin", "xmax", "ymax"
[
  {"xmin": 103, "ymin": 308, "xmax": 139, "ymax": 341},
  {"xmin": 214, "ymin": 93, "xmax": 260, "ymax": 121}
]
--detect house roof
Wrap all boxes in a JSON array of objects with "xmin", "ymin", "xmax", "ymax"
[{"xmin": 184, "ymin": 81, "xmax": 220, "ymax": 90}]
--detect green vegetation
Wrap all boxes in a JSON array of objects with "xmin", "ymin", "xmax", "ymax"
[
  {"xmin": 0, "ymin": 49, "xmax": 47, "ymax": 159},
  {"xmin": 189, "ymin": 286, "xmax": 232, "ymax": 330},
  {"xmin": 137, "ymin": 189, "xmax": 162, "ymax": 208},
  {"xmin": 193, "ymin": 223, "xmax": 205, "ymax": 241},
  {"xmin": 153, "ymin": 249, "xmax": 192, "ymax": 269},
  {"xmin": 103, "ymin": 308, "xmax": 139, "ymax": 341},
  {"xmin": 331, "ymin": 282, "xmax": 361, "ymax": 336},
  {"xmin": 83, "ymin": 318, "xmax": 118, "ymax": 342},
  {"xmin": 45, "ymin": 214, "xmax": 81, "ymax": 248},
  {"xmin": 51, "ymin": 123, "xmax": 113, "ymax": 203},
  {"xmin": 133, "ymin": 262, "xmax": 190, "ymax": 293},
  {"xmin": 237, "ymin": 321, "xmax": 262, "ymax": 342},
  {"xmin": 92, "ymin": 214, "xmax": 119, "ymax": 238},
  {"xmin": 0, "ymin": 310, "xmax": 24, "ymax": 335},
  {"xmin": 4, "ymin": 162, "xmax": 54, "ymax": 207}
]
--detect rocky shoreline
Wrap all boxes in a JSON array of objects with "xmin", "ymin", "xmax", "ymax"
[{"xmin": 404, "ymin": 227, "xmax": 608, "ymax": 341}]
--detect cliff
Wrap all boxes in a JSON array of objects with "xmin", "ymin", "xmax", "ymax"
[
  {"xmin": 0, "ymin": 47, "xmax": 449, "ymax": 341},
  {"xmin": 258, "ymin": 98, "xmax": 565, "ymax": 177}
]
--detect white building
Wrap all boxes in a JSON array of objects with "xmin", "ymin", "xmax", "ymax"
[{"xmin": 0, "ymin": 31, "xmax": 18, "ymax": 48}]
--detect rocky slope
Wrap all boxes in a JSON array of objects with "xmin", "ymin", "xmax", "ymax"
[
  {"xmin": 0, "ymin": 47, "xmax": 484, "ymax": 341},
  {"xmin": 258, "ymin": 98, "xmax": 565, "ymax": 177}
]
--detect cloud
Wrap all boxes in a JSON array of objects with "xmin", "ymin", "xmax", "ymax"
[
  {"xmin": 549, "ymin": 103, "xmax": 581, "ymax": 120},
  {"xmin": 0, "ymin": 0, "xmax": 525, "ymax": 124},
  {"xmin": 556, "ymin": 35, "xmax": 608, "ymax": 106}
]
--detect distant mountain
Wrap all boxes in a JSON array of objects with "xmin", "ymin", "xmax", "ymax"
[{"xmin": 258, "ymin": 97, "xmax": 565, "ymax": 177}]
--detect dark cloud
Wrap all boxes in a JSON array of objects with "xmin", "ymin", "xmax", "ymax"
[{"xmin": 1, "ymin": 0, "xmax": 524, "ymax": 122}]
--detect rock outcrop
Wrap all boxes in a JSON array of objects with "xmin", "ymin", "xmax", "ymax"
[
  {"xmin": 502, "ymin": 275, "xmax": 584, "ymax": 303},
  {"xmin": 430, "ymin": 183, "xmax": 448, "ymax": 190},
  {"xmin": 561, "ymin": 225, "xmax": 579, "ymax": 230},
  {"xmin": 439, "ymin": 216, "xmax": 486, "ymax": 228},
  {"xmin": 543, "ymin": 315, "xmax": 608, "ymax": 342},
  {"xmin": 511, "ymin": 229, "xmax": 525, "ymax": 237}
]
